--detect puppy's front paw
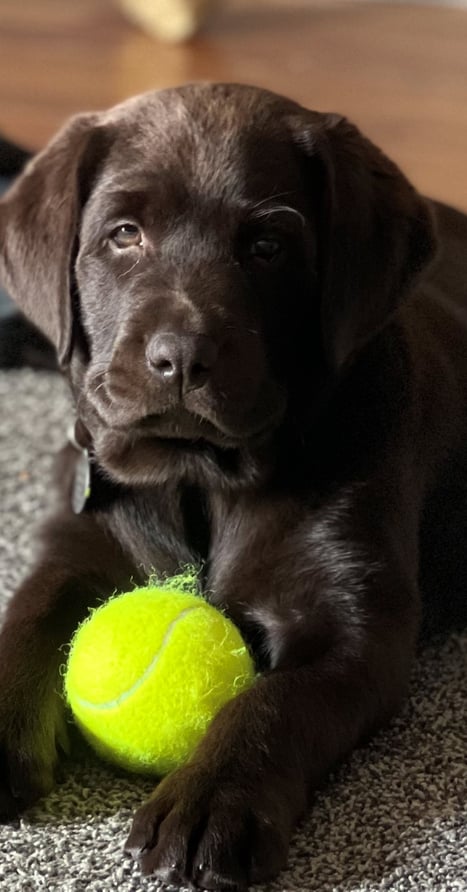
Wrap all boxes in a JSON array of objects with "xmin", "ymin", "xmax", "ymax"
[
  {"xmin": 0, "ymin": 687, "xmax": 68, "ymax": 821},
  {"xmin": 126, "ymin": 763, "xmax": 292, "ymax": 891}
]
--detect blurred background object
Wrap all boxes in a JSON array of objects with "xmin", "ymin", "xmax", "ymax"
[
  {"xmin": 0, "ymin": 0, "xmax": 466, "ymax": 209},
  {"xmin": 118, "ymin": 0, "xmax": 219, "ymax": 42}
]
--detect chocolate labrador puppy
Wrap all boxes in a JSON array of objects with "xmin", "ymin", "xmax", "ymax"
[{"xmin": 0, "ymin": 83, "xmax": 466, "ymax": 890}]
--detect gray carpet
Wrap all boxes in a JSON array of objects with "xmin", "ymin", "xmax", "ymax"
[{"xmin": 0, "ymin": 369, "xmax": 466, "ymax": 892}]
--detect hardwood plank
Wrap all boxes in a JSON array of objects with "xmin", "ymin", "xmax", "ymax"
[{"xmin": 0, "ymin": 0, "xmax": 466, "ymax": 207}]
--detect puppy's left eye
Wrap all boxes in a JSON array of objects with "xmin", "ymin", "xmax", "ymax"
[
  {"xmin": 249, "ymin": 237, "xmax": 283, "ymax": 263},
  {"xmin": 110, "ymin": 223, "xmax": 143, "ymax": 249}
]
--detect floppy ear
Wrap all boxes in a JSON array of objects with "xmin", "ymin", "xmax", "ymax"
[
  {"xmin": 0, "ymin": 113, "xmax": 108, "ymax": 367},
  {"xmin": 290, "ymin": 113, "xmax": 437, "ymax": 370}
]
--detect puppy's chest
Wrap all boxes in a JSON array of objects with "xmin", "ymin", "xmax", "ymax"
[
  {"xmin": 108, "ymin": 483, "xmax": 215, "ymax": 580},
  {"xmin": 112, "ymin": 485, "xmax": 317, "ymax": 670},
  {"xmin": 112, "ymin": 484, "xmax": 254, "ymax": 598}
]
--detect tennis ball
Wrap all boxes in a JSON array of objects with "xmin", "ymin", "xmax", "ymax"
[{"xmin": 65, "ymin": 584, "xmax": 255, "ymax": 776}]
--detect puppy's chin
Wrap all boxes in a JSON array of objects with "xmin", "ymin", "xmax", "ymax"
[{"xmin": 93, "ymin": 428, "xmax": 274, "ymax": 490}]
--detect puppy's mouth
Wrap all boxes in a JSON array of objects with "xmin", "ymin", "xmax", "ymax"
[
  {"xmin": 84, "ymin": 364, "xmax": 287, "ymax": 456},
  {"xmin": 83, "ymin": 370, "xmax": 287, "ymax": 488},
  {"xmin": 85, "ymin": 395, "xmax": 284, "ymax": 488},
  {"xmin": 135, "ymin": 411, "xmax": 243, "ymax": 450}
]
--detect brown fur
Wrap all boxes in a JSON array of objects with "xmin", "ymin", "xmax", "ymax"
[{"xmin": 0, "ymin": 84, "xmax": 466, "ymax": 890}]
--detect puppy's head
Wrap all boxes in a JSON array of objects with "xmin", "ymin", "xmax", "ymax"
[{"xmin": 0, "ymin": 84, "xmax": 436, "ymax": 488}]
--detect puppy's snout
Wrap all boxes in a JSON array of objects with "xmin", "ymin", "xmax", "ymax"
[{"xmin": 146, "ymin": 332, "xmax": 219, "ymax": 394}]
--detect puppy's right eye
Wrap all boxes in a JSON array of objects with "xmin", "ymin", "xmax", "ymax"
[{"xmin": 110, "ymin": 223, "xmax": 143, "ymax": 249}]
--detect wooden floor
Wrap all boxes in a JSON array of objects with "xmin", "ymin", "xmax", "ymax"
[{"xmin": 0, "ymin": 0, "xmax": 466, "ymax": 208}]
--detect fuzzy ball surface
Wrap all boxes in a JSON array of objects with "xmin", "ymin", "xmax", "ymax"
[{"xmin": 65, "ymin": 585, "xmax": 256, "ymax": 776}]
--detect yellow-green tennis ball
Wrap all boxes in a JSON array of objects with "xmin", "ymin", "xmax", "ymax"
[{"xmin": 65, "ymin": 586, "xmax": 255, "ymax": 776}]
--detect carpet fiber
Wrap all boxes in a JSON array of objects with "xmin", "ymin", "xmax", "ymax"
[{"xmin": 0, "ymin": 369, "xmax": 466, "ymax": 892}]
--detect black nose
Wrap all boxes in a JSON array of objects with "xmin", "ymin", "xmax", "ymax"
[{"xmin": 146, "ymin": 333, "xmax": 218, "ymax": 393}]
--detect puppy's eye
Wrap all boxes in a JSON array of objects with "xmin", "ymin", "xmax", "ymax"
[
  {"xmin": 249, "ymin": 237, "xmax": 283, "ymax": 263},
  {"xmin": 110, "ymin": 223, "xmax": 143, "ymax": 249}
]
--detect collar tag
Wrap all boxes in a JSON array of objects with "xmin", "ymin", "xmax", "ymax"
[
  {"xmin": 68, "ymin": 422, "xmax": 92, "ymax": 513},
  {"xmin": 72, "ymin": 447, "xmax": 91, "ymax": 514}
]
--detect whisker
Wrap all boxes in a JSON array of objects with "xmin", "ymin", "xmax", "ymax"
[
  {"xmin": 118, "ymin": 255, "xmax": 142, "ymax": 278},
  {"xmin": 248, "ymin": 191, "xmax": 297, "ymax": 212},
  {"xmin": 251, "ymin": 205, "xmax": 306, "ymax": 227}
]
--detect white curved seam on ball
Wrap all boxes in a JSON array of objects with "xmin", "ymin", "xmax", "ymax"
[{"xmin": 73, "ymin": 605, "xmax": 200, "ymax": 710}]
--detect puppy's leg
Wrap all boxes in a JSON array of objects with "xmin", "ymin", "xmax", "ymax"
[
  {"xmin": 127, "ymin": 622, "xmax": 417, "ymax": 890},
  {"xmin": 0, "ymin": 512, "xmax": 135, "ymax": 820},
  {"xmin": 127, "ymin": 492, "xmax": 420, "ymax": 890}
]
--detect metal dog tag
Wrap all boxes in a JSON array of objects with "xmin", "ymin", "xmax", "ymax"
[
  {"xmin": 68, "ymin": 422, "xmax": 92, "ymax": 514},
  {"xmin": 71, "ymin": 446, "xmax": 91, "ymax": 514}
]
